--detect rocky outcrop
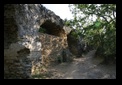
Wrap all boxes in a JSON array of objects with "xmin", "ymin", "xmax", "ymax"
[
  {"xmin": 63, "ymin": 26, "xmax": 72, "ymax": 35},
  {"xmin": 39, "ymin": 33, "xmax": 73, "ymax": 64},
  {"xmin": 67, "ymin": 29, "xmax": 84, "ymax": 57},
  {"xmin": 4, "ymin": 4, "xmax": 67, "ymax": 79},
  {"xmin": 67, "ymin": 29, "xmax": 93, "ymax": 57}
]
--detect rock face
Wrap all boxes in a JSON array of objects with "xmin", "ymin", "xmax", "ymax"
[
  {"xmin": 63, "ymin": 26, "xmax": 72, "ymax": 35},
  {"xmin": 67, "ymin": 29, "xmax": 84, "ymax": 57},
  {"xmin": 4, "ymin": 4, "xmax": 67, "ymax": 79},
  {"xmin": 31, "ymin": 33, "xmax": 74, "ymax": 76},
  {"xmin": 39, "ymin": 33, "xmax": 73, "ymax": 64},
  {"xmin": 40, "ymin": 33, "xmax": 67, "ymax": 62}
]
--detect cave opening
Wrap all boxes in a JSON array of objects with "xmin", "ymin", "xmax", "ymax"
[{"xmin": 39, "ymin": 20, "xmax": 66, "ymax": 37}]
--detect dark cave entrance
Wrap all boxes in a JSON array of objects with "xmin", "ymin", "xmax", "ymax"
[{"xmin": 39, "ymin": 20, "xmax": 66, "ymax": 37}]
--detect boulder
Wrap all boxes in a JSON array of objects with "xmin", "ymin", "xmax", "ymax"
[
  {"xmin": 67, "ymin": 29, "xmax": 84, "ymax": 57},
  {"xmin": 62, "ymin": 49, "xmax": 73, "ymax": 62}
]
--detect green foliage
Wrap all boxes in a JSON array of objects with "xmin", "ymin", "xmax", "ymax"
[
  {"xmin": 71, "ymin": 31, "xmax": 79, "ymax": 39},
  {"xmin": 64, "ymin": 19, "xmax": 70, "ymax": 26},
  {"xmin": 32, "ymin": 72, "xmax": 51, "ymax": 79},
  {"xmin": 39, "ymin": 27, "xmax": 47, "ymax": 33},
  {"xmin": 70, "ymin": 29, "xmax": 83, "ymax": 39},
  {"xmin": 68, "ymin": 4, "xmax": 116, "ymax": 59},
  {"xmin": 64, "ymin": 18, "xmax": 75, "ymax": 28}
]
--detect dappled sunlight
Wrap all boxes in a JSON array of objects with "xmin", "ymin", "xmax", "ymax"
[
  {"xmin": 66, "ymin": 77, "xmax": 73, "ymax": 79},
  {"xmin": 73, "ymin": 57, "xmax": 87, "ymax": 62}
]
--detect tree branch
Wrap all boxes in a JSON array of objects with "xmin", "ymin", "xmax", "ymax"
[
  {"xmin": 113, "ymin": 10, "xmax": 116, "ymax": 19},
  {"xmin": 101, "ymin": 16, "xmax": 109, "ymax": 23}
]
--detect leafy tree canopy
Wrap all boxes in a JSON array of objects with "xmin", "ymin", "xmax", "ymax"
[{"xmin": 65, "ymin": 4, "xmax": 116, "ymax": 58}]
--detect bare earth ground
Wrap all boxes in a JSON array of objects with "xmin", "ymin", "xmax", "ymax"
[{"xmin": 34, "ymin": 50, "xmax": 116, "ymax": 79}]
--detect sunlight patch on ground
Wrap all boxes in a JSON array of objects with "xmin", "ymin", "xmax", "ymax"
[{"xmin": 66, "ymin": 77, "xmax": 73, "ymax": 79}]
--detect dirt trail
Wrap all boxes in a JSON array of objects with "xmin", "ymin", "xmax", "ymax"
[{"xmin": 39, "ymin": 50, "xmax": 116, "ymax": 79}]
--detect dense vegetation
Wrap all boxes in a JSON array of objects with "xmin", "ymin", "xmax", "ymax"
[{"xmin": 64, "ymin": 4, "xmax": 116, "ymax": 62}]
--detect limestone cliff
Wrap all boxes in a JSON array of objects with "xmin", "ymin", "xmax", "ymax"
[{"xmin": 4, "ymin": 4, "xmax": 70, "ymax": 79}]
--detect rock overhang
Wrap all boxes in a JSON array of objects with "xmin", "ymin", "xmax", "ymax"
[{"xmin": 4, "ymin": 4, "xmax": 71, "ymax": 79}]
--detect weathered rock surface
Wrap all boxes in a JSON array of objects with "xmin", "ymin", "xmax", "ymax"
[
  {"xmin": 4, "ymin": 4, "xmax": 67, "ymax": 79},
  {"xmin": 31, "ymin": 33, "xmax": 74, "ymax": 76},
  {"xmin": 63, "ymin": 26, "xmax": 72, "ymax": 35},
  {"xmin": 67, "ymin": 29, "xmax": 84, "ymax": 57},
  {"xmin": 39, "ymin": 33, "xmax": 73, "ymax": 65}
]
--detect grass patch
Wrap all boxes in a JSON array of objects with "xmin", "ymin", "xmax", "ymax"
[{"xmin": 32, "ymin": 71, "xmax": 52, "ymax": 79}]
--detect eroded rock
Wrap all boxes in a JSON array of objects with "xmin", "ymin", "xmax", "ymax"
[
  {"xmin": 4, "ymin": 4, "xmax": 67, "ymax": 79},
  {"xmin": 67, "ymin": 29, "xmax": 84, "ymax": 57},
  {"xmin": 4, "ymin": 43, "xmax": 31, "ymax": 79}
]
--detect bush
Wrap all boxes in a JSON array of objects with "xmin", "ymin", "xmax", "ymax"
[{"xmin": 39, "ymin": 27, "xmax": 47, "ymax": 33}]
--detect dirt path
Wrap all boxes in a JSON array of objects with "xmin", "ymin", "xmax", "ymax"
[{"xmin": 36, "ymin": 50, "xmax": 116, "ymax": 79}]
